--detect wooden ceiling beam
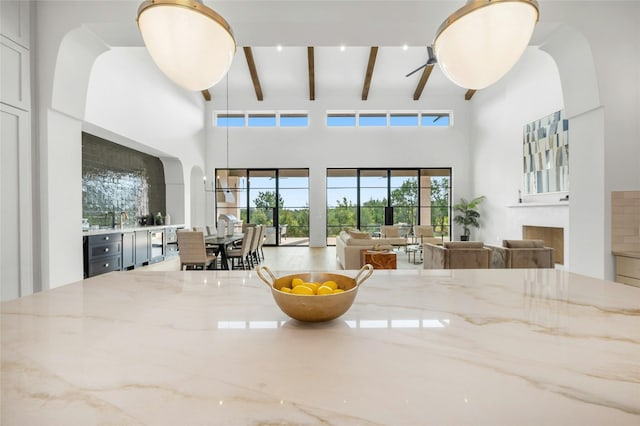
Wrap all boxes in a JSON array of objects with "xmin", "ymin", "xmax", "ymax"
[
  {"xmin": 465, "ymin": 89, "xmax": 477, "ymax": 100},
  {"xmin": 243, "ymin": 46, "xmax": 264, "ymax": 101},
  {"xmin": 307, "ymin": 46, "xmax": 315, "ymax": 101},
  {"xmin": 361, "ymin": 46, "xmax": 379, "ymax": 101},
  {"xmin": 201, "ymin": 89, "xmax": 211, "ymax": 102},
  {"xmin": 412, "ymin": 64, "xmax": 434, "ymax": 101}
]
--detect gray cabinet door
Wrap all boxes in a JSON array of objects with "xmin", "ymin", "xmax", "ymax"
[
  {"xmin": 135, "ymin": 230, "xmax": 150, "ymax": 266},
  {"xmin": 122, "ymin": 232, "xmax": 135, "ymax": 269}
]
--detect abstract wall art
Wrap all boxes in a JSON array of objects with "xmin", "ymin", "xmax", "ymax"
[{"xmin": 522, "ymin": 110, "xmax": 569, "ymax": 194}]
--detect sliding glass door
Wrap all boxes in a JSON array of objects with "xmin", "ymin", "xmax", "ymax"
[
  {"xmin": 326, "ymin": 168, "xmax": 451, "ymax": 245},
  {"xmin": 216, "ymin": 169, "xmax": 309, "ymax": 246}
]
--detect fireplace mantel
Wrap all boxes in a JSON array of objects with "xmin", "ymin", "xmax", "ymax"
[{"xmin": 507, "ymin": 202, "xmax": 569, "ymax": 208}]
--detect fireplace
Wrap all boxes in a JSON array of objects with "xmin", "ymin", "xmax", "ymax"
[
  {"xmin": 507, "ymin": 202, "xmax": 569, "ymax": 269},
  {"xmin": 523, "ymin": 226, "xmax": 564, "ymax": 265}
]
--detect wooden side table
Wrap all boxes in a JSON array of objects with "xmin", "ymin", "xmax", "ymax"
[{"xmin": 361, "ymin": 250, "xmax": 397, "ymax": 269}]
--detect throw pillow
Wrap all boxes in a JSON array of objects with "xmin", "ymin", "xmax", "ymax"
[
  {"xmin": 347, "ymin": 229, "xmax": 371, "ymax": 239},
  {"xmin": 415, "ymin": 225, "xmax": 434, "ymax": 237},
  {"xmin": 382, "ymin": 226, "xmax": 400, "ymax": 237}
]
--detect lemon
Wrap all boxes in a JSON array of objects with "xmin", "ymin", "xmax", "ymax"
[
  {"xmin": 332, "ymin": 289, "xmax": 345, "ymax": 294},
  {"xmin": 279, "ymin": 287, "xmax": 292, "ymax": 293},
  {"xmin": 301, "ymin": 282, "xmax": 319, "ymax": 293},
  {"xmin": 291, "ymin": 277, "xmax": 304, "ymax": 287},
  {"xmin": 322, "ymin": 280, "xmax": 338, "ymax": 290},
  {"xmin": 291, "ymin": 285, "xmax": 314, "ymax": 295},
  {"xmin": 317, "ymin": 285, "xmax": 334, "ymax": 295}
]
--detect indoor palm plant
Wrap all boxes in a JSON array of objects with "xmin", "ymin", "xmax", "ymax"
[{"xmin": 453, "ymin": 196, "xmax": 486, "ymax": 241}]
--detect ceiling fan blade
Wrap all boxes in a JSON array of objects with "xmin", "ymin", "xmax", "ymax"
[{"xmin": 405, "ymin": 63, "xmax": 427, "ymax": 78}]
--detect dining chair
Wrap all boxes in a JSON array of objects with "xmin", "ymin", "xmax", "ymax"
[
  {"xmin": 177, "ymin": 231, "xmax": 217, "ymax": 270},
  {"xmin": 248, "ymin": 224, "xmax": 263, "ymax": 267},
  {"xmin": 193, "ymin": 226, "xmax": 218, "ymax": 256},
  {"xmin": 227, "ymin": 226, "xmax": 254, "ymax": 270},
  {"xmin": 256, "ymin": 225, "xmax": 267, "ymax": 261}
]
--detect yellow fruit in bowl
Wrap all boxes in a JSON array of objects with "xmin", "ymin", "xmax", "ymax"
[
  {"xmin": 279, "ymin": 287, "xmax": 292, "ymax": 293},
  {"xmin": 322, "ymin": 280, "xmax": 338, "ymax": 290},
  {"xmin": 317, "ymin": 285, "xmax": 334, "ymax": 295},
  {"xmin": 291, "ymin": 277, "xmax": 304, "ymax": 287},
  {"xmin": 291, "ymin": 285, "xmax": 314, "ymax": 295},
  {"xmin": 332, "ymin": 289, "xmax": 345, "ymax": 294},
  {"xmin": 301, "ymin": 282, "xmax": 319, "ymax": 293}
]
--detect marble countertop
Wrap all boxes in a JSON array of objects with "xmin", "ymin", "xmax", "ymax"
[
  {"xmin": 2, "ymin": 269, "xmax": 639, "ymax": 425},
  {"xmin": 83, "ymin": 224, "xmax": 185, "ymax": 236}
]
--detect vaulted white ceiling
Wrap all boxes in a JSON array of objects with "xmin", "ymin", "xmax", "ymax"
[{"xmin": 87, "ymin": 1, "xmax": 558, "ymax": 105}]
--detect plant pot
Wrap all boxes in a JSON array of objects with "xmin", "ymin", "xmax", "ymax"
[{"xmin": 460, "ymin": 235, "xmax": 469, "ymax": 241}]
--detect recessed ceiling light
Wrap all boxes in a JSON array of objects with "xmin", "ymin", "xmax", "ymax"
[
  {"xmin": 402, "ymin": 44, "xmax": 408, "ymax": 51},
  {"xmin": 276, "ymin": 44, "xmax": 283, "ymax": 52},
  {"xmin": 340, "ymin": 45, "xmax": 346, "ymax": 52}
]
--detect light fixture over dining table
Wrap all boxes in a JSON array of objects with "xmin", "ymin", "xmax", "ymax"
[
  {"xmin": 433, "ymin": 0, "xmax": 539, "ymax": 90},
  {"xmin": 137, "ymin": 0, "xmax": 236, "ymax": 91}
]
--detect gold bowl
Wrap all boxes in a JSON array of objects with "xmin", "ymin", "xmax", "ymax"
[{"xmin": 256, "ymin": 265, "xmax": 373, "ymax": 322}]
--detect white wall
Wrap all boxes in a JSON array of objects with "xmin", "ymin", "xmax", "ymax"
[
  {"xmin": 34, "ymin": 4, "xmax": 208, "ymax": 289},
  {"xmin": 85, "ymin": 47, "xmax": 207, "ymax": 228},
  {"xmin": 205, "ymin": 93, "xmax": 473, "ymax": 246},
  {"xmin": 470, "ymin": 48, "xmax": 565, "ymax": 244},
  {"xmin": 471, "ymin": 2, "xmax": 640, "ymax": 280}
]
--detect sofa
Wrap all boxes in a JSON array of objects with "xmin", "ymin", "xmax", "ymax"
[
  {"xmin": 335, "ymin": 230, "xmax": 405, "ymax": 269},
  {"xmin": 488, "ymin": 240, "xmax": 555, "ymax": 268},
  {"xmin": 423, "ymin": 241, "xmax": 492, "ymax": 269}
]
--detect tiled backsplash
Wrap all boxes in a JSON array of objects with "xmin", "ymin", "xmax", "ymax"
[
  {"xmin": 611, "ymin": 191, "xmax": 640, "ymax": 252},
  {"xmin": 82, "ymin": 132, "xmax": 166, "ymax": 227}
]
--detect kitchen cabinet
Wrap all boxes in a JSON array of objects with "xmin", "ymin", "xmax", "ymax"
[
  {"xmin": 614, "ymin": 252, "xmax": 640, "ymax": 287},
  {"xmin": 122, "ymin": 232, "xmax": 135, "ymax": 270},
  {"xmin": 135, "ymin": 230, "xmax": 150, "ymax": 266},
  {"xmin": 82, "ymin": 225, "xmax": 184, "ymax": 276},
  {"xmin": 84, "ymin": 234, "xmax": 121, "ymax": 278}
]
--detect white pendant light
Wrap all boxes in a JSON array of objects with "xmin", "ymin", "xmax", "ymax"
[
  {"xmin": 434, "ymin": 0, "xmax": 539, "ymax": 90},
  {"xmin": 137, "ymin": 0, "xmax": 236, "ymax": 91}
]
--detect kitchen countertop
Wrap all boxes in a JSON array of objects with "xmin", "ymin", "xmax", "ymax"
[
  {"xmin": 2, "ymin": 269, "xmax": 639, "ymax": 425},
  {"xmin": 83, "ymin": 224, "xmax": 185, "ymax": 236}
]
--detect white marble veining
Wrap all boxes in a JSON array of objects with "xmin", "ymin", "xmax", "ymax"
[{"xmin": 2, "ymin": 268, "xmax": 639, "ymax": 425}]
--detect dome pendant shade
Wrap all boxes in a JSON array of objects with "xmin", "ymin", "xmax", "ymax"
[
  {"xmin": 137, "ymin": 0, "xmax": 236, "ymax": 91},
  {"xmin": 434, "ymin": 0, "xmax": 539, "ymax": 90}
]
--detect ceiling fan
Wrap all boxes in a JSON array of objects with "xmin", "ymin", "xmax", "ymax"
[{"xmin": 405, "ymin": 45, "xmax": 437, "ymax": 77}]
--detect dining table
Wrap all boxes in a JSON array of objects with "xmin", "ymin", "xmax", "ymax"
[{"xmin": 205, "ymin": 233, "xmax": 244, "ymax": 270}]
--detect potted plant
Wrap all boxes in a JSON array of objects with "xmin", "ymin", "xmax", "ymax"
[{"xmin": 453, "ymin": 196, "xmax": 485, "ymax": 241}]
